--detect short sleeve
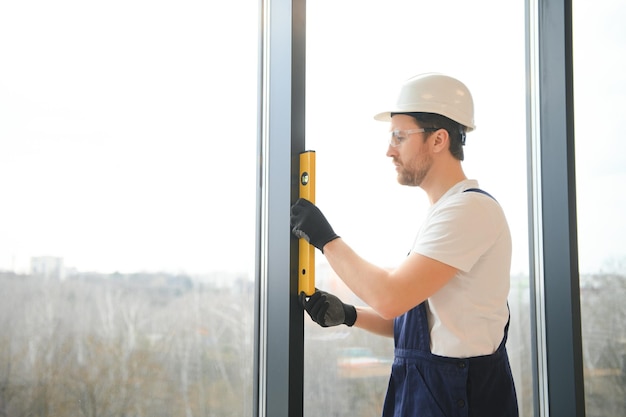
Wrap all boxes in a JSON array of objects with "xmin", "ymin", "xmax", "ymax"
[{"xmin": 412, "ymin": 194, "xmax": 504, "ymax": 272}]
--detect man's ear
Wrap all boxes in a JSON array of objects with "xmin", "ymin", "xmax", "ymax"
[{"xmin": 431, "ymin": 128, "xmax": 449, "ymax": 153}]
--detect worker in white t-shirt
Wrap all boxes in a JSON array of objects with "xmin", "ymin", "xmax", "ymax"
[{"xmin": 291, "ymin": 73, "xmax": 519, "ymax": 416}]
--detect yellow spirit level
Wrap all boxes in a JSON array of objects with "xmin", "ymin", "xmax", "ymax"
[{"xmin": 298, "ymin": 150, "xmax": 316, "ymax": 296}]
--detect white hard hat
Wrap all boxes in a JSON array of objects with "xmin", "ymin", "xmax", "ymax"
[{"xmin": 374, "ymin": 73, "xmax": 476, "ymax": 131}]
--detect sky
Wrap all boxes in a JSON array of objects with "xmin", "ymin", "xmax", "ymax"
[
  {"xmin": 0, "ymin": 0, "xmax": 259, "ymax": 275},
  {"xmin": 0, "ymin": 0, "xmax": 624, "ymax": 276}
]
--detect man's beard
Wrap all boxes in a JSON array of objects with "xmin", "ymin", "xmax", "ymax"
[{"xmin": 396, "ymin": 154, "xmax": 432, "ymax": 187}]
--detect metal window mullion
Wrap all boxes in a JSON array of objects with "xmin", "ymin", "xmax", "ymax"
[
  {"xmin": 527, "ymin": 0, "xmax": 586, "ymax": 416},
  {"xmin": 527, "ymin": 1, "xmax": 550, "ymax": 415},
  {"xmin": 254, "ymin": 0, "xmax": 306, "ymax": 417}
]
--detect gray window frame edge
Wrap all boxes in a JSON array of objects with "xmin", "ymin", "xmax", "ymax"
[
  {"xmin": 254, "ymin": 1, "xmax": 307, "ymax": 417},
  {"xmin": 527, "ymin": 0, "xmax": 586, "ymax": 416}
]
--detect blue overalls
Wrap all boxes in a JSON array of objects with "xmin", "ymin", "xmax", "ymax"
[{"xmin": 381, "ymin": 301, "xmax": 519, "ymax": 417}]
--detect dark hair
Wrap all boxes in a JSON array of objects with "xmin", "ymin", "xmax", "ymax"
[{"xmin": 392, "ymin": 112, "xmax": 466, "ymax": 161}]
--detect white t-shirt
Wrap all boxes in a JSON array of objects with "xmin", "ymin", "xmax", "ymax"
[{"xmin": 411, "ymin": 179, "xmax": 512, "ymax": 358}]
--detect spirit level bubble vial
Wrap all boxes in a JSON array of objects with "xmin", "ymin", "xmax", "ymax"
[{"xmin": 298, "ymin": 150, "xmax": 316, "ymax": 296}]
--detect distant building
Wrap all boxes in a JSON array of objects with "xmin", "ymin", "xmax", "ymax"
[{"xmin": 31, "ymin": 256, "xmax": 65, "ymax": 281}]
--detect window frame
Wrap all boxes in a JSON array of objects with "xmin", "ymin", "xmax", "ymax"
[
  {"xmin": 527, "ymin": 0, "xmax": 586, "ymax": 415},
  {"xmin": 254, "ymin": 0, "xmax": 306, "ymax": 416},
  {"xmin": 255, "ymin": 0, "xmax": 587, "ymax": 416}
]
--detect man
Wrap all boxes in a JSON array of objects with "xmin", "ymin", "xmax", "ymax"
[{"xmin": 291, "ymin": 73, "xmax": 519, "ymax": 416}]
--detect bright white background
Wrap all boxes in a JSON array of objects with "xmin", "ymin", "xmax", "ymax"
[
  {"xmin": 306, "ymin": 0, "xmax": 529, "ymax": 274},
  {"xmin": 0, "ymin": 0, "xmax": 258, "ymax": 275},
  {"xmin": 0, "ymin": 0, "xmax": 624, "ymax": 277}
]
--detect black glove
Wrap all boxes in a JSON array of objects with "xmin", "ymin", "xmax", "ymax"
[
  {"xmin": 300, "ymin": 289, "xmax": 356, "ymax": 327},
  {"xmin": 290, "ymin": 198, "xmax": 339, "ymax": 252}
]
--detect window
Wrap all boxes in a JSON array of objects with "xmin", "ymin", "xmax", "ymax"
[
  {"xmin": 573, "ymin": 1, "xmax": 626, "ymax": 415},
  {"xmin": 304, "ymin": 1, "xmax": 532, "ymax": 415},
  {"xmin": 0, "ymin": 2, "xmax": 257, "ymax": 415}
]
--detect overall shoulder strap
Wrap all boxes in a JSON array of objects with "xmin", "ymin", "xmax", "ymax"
[{"xmin": 463, "ymin": 187, "xmax": 496, "ymax": 201}]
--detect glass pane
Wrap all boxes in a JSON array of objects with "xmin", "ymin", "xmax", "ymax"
[
  {"xmin": 573, "ymin": 1, "xmax": 626, "ymax": 415},
  {"xmin": 0, "ymin": 1, "xmax": 257, "ymax": 416},
  {"xmin": 305, "ymin": 1, "xmax": 531, "ymax": 415}
]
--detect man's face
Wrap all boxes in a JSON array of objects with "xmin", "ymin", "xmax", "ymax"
[{"xmin": 386, "ymin": 114, "xmax": 433, "ymax": 187}]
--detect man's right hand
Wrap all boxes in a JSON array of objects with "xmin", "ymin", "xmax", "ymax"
[
  {"xmin": 290, "ymin": 198, "xmax": 339, "ymax": 253},
  {"xmin": 299, "ymin": 289, "xmax": 357, "ymax": 327}
]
